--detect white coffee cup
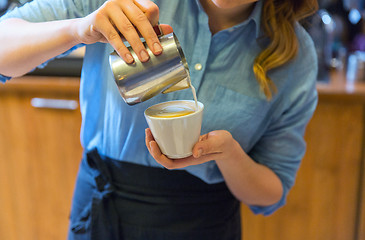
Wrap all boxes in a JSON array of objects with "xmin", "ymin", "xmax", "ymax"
[{"xmin": 144, "ymin": 100, "xmax": 204, "ymax": 159}]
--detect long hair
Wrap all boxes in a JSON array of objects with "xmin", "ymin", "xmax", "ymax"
[{"xmin": 253, "ymin": 0, "xmax": 318, "ymax": 99}]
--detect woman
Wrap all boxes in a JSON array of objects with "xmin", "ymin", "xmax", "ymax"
[{"xmin": 0, "ymin": 0, "xmax": 318, "ymax": 239}]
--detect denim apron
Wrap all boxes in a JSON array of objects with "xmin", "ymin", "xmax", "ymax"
[{"xmin": 68, "ymin": 148, "xmax": 241, "ymax": 240}]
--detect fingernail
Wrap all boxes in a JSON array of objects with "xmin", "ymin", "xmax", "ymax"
[
  {"xmin": 153, "ymin": 42, "xmax": 162, "ymax": 54},
  {"xmin": 125, "ymin": 53, "xmax": 134, "ymax": 63},
  {"xmin": 140, "ymin": 49, "xmax": 149, "ymax": 62}
]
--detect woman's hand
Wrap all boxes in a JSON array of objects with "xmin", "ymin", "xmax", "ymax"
[
  {"xmin": 0, "ymin": 0, "xmax": 173, "ymax": 77},
  {"xmin": 146, "ymin": 127, "xmax": 283, "ymax": 205},
  {"xmin": 145, "ymin": 128, "xmax": 240, "ymax": 169},
  {"xmin": 73, "ymin": 0, "xmax": 173, "ymax": 63}
]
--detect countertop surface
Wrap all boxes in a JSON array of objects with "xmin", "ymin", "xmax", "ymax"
[
  {"xmin": 1, "ymin": 70, "xmax": 365, "ymax": 102},
  {"xmin": 0, "ymin": 76, "xmax": 80, "ymax": 94},
  {"xmin": 317, "ymin": 69, "xmax": 365, "ymax": 103}
]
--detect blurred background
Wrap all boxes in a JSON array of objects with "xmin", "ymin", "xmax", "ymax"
[
  {"xmin": 306, "ymin": 0, "xmax": 365, "ymax": 82},
  {"xmin": 0, "ymin": 0, "xmax": 364, "ymax": 240}
]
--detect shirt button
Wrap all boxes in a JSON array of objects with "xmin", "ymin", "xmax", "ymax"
[{"xmin": 194, "ymin": 63, "xmax": 203, "ymax": 71}]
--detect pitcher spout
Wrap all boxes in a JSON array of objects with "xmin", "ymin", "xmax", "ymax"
[{"xmin": 162, "ymin": 77, "xmax": 191, "ymax": 94}]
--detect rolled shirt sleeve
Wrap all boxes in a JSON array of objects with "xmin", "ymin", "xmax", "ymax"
[
  {"xmin": 249, "ymin": 88, "xmax": 318, "ymax": 215},
  {"xmin": 248, "ymin": 29, "xmax": 318, "ymax": 215}
]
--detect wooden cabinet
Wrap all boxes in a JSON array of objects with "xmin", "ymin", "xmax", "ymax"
[
  {"xmin": 360, "ymin": 157, "xmax": 365, "ymax": 240},
  {"xmin": 360, "ymin": 155, "xmax": 365, "ymax": 240},
  {"xmin": 0, "ymin": 76, "xmax": 82, "ymax": 240},
  {"xmin": 241, "ymin": 72, "xmax": 365, "ymax": 240}
]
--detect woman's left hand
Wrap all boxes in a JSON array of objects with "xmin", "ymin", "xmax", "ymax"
[
  {"xmin": 146, "ymin": 128, "xmax": 284, "ymax": 206},
  {"xmin": 145, "ymin": 128, "xmax": 239, "ymax": 169}
]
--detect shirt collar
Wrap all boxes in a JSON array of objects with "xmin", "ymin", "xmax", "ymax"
[{"xmin": 194, "ymin": 0, "xmax": 263, "ymax": 38}]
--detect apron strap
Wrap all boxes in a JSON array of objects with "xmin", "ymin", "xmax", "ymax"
[{"xmin": 86, "ymin": 148, "xmax": 121, "ymax": 240}]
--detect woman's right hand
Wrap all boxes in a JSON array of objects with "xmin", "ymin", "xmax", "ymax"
[{"xmin": 73, "ymin": 0, "xmax": 173, "ymax": 63}]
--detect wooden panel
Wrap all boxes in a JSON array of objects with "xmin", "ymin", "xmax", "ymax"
[
  {"xmin": 358, "ymin": 146, "xmax": 365, "ymax": 240},
  {"xmin": 241, "ymin": 100, "xmax": 364, "ymax": 240},
  {"xmin": 0, "ymin": 84, "xmax": 82, "ymax": 240}
]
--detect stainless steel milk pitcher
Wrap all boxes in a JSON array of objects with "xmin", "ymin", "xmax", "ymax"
[{"xmin": 109, "ymin": 32, "xmax": 191, "ymax": 105}]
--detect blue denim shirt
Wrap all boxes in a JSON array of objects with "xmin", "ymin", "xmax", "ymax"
[{"xmin": 0, "ymin": 0, "xmax": 318, "ymax": 215}]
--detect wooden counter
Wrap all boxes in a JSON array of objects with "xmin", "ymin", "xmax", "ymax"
[
  {"xmin": 0, "ymin": 73, "xmax": 364, "ymax": 240},
  {"xmin": 317, "ymin": 70, "xmax": 365, "ymax": 102},
  {"xmin": 316, "ymin": 70, "xmax": 365, "ymax": 240},
  {"xmin": 0, "ymin": 75, "xmax": 80, "ymax": 94}
]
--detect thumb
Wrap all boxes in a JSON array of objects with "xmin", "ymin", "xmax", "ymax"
[
  {"xmin": 192, "ymin": 133, "xmax": 222, "ymax": 158},
  {"xmin": 159, "ymin": 24, "xmax": 173, "ymax": 35}
]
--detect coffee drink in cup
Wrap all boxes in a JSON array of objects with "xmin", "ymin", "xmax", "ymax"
[
  {"xmin": 145, "ymin": 102, "xmax": 196, "ymax": 118},
  {"xmin": 145, "ymin": 100, "xmax": 204, "ymax": 159}
]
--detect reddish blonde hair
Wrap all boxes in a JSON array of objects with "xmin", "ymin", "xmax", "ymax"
[{"xmin": 253, "ymin": 0, "xmax": 318, "ymax": 99}]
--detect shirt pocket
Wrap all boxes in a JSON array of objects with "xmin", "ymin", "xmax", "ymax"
[{"xmin": 202, "ymin": 85, "xmax": 270, "ymax": 150}]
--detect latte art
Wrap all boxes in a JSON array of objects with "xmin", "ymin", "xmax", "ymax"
[
  {"xmin": 145, "ymin": 72, "xmax": 200, "ymax": 119},
  {"xmin": 145, "ymin": 102, "xmax": 196, "ymax": 118}
]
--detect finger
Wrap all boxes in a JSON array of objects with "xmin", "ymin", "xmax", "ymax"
[
  {"xmin": 94, "ymin": 13, "xmax": 134, "ymax": 63},
  {"xmin": 133, "ymin": 0, "xmax": 165, "ymax": 55},
  {"xmin": 159, "ymin": 24, "xmax": 173, "ymax": 35},
  {"xmin": 133, "ymin": 24, "xmax": 172, "ymax": 38},
  {"xmin": 148, "ymin": 140, "xmax": 183, "ymax": 169},
  {"xmin": 145, "ymin": 128, "xmax": 154, "ymax": 152},
  {"xmin": 193, "ymin": 132, "xmax": 224, "ymax": 157},
  {"xmin": 148, "ymin": 139, "xmax": 214, "ymax": 169},
  {"xmin": 107, "ymin": 6, "xmax": 150, "ymax": 62},
  {"xmin": 133, "ymin": 0, "xmax": 159, "ymax": 26},
  {"xmin": 148, "ymin": 140, "xmax": 173, "ymax": 167},
  {"xmin": 199, "ymin": 133, "xmax": 209, "ymax": 142},
  {"xmin": 170, "ymin": 156, "xmax": 213, "ymax": 169},
  {"xmin": 152, "ymin": 150, "xmax": 215, "ymax": 169},
  {"xmin": 120, "ymin": 2, "xmax": 163, "ymax": 56}
]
